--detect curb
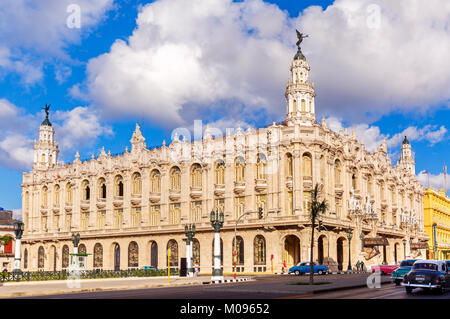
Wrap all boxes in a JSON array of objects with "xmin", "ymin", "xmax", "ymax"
[{"xmin": 203, "ymin": 278, "xmax": 251, "ymax": 284}]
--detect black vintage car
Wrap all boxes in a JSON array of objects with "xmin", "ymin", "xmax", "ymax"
[{"xmin": 402, "ymin": 260, "xmax": 450, "ymax": 294}]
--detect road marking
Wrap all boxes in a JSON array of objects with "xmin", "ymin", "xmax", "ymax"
[{"xmin": 370, "ymin": 290, "xmax": 407, "ymax": 299}]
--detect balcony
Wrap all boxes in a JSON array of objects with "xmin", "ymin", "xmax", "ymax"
[
  {"xmin": 64, "ymin": 203, "xmax": 72, "ymax": 212},
  {"xmin": 113, "ymin": 196, "xmax": 124, "ymax": 208},
  {"xmin": 131, "ymin": 194, "xmax": 142, "ymax": 206},
  {"xmin": 190, "ymin": 187, "xmax": 202, "ymax": 199},
  {"xmin": 303, "ymin": 176, "xmax": 312, "ymax": 190},
  {"xmin": 169, "ymin": 189, "xmax": 181, "ymax": 201},
  {"xmin": 80, "ymin": 200, "xmax": 90, "ymax": 211},
  {"xmin": 286, "ymin": 176, "xmax": 293, "ymax": 190},
  {"xmin": 381, "ymin": 199, "xmax": 388, "ymax": 210},
  {"xmin": 255, "ymin": 179, "xmax": 268, "ymax": 192},
  {"xmin": 214, "ymin": 184, "xmax": 225, "ymax": 197},
  {"xmin": 149, "ymin": 192, "xmax": 161, "ymax": 203},
  {"xmin": 96, "ymin": 198, "xmax": 106, "ymax": 209},
  {"xmin": 234, "ymin": 181, "xmax": 246, "ymax": 194},
  {"xmin": 334, "ymin": 183, "xmax": 344, "ymax": 197}
]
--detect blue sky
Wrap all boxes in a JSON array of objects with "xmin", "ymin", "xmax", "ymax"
[{"xmin": 0, "ymin": 0, "xmax": 449, "ymax": 212}]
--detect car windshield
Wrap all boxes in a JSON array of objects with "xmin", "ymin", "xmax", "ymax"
[
  {"xmin": 400, "ymin": 260, "xmax": 415, "ymax": 267},
  {"xmin": 413, "ymin": 263, "xmax": 438, "ymax": 271}
]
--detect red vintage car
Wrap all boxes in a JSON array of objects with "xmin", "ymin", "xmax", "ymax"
[{"xmin": 371, "ymin": 264, "xmax": 399, "ymax": 275}]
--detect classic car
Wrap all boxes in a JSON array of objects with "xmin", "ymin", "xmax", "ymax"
[
  {"xmin": 289, "ymin": 262, "xmax": 329, "ymax": 275},
  {"xmin": 402, "ymin": 260, "xmax": 450, "ymax": 294},
  {"xmin": 391, "ymin": 259, "xmax": 418, "ymax": 285},
  {"xmin": 371, "ymin": 264, "xmax": 399, "ymax": 275}
]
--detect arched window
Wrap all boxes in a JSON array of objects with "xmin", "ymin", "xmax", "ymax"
[
  {"xmin": 66, "ymin": 183, "xmax": 73, "ymax": 205},
  {"xmin": 42, "ymin": 186, "xmax": 48, "ymax": 207},
  {"xmin": 191, "ymin": 201, "xmax": 202, "ymax": 222},
  {"xmin": 167, "ymin": 240, "xmax": 178, "ymax": 267},
  {"xmin": 254, "ymin": 235, "xmax": 266, "ymax": 265},
  {"xmin": 98, "ymin": 178, "xmax": 106, "ymax": 199},
  {"xmin": 192, "ymin": 238, "xmax": 200, "ymax": 267},
  {"xmin": 82, "ymin": 180, "xmax": 90, "ymax": 201},
  {"xmin": 334, "ymin": 160, "xmax": 341, "ymax": 185},
  {"xmin": 215, "ymin": 160, "xmax": 225, "ymax": 185},
  {"xmin": 352, "ymin": 168, "xmax": 358, "ymax": 190},
  {"xmin": 302, "ymin": 153, "xmax": 312, "ymax": 177},
  {"xmin": 128, "ymin": 241, "xmax": 139, "ymax": 268},
  {"xmin": 170, "ymin": 167, "xmax": 181, "ymax": 191},
  {"xmin": 191, "ymin": 164, "xmax": 202, "ymax": 188},
  {"xmin": 78, "ymin": 244, "xmax": 86, "ymax": 254},
  {"xmin": 24, "ymin": 248, "xmax": 28, "ymax": 269},
  {"xmin": 132, "ymin": 172, "xmax": 142, "ymax": 195},
  {"xmin": 94, "ymin": 243, "xmax": 103, "ymax": 268},
  {"xmin": 256, "ymin": 153, "xmax": 267, "ymax": 180},
  {"xmin": 115, "ymin": 175, "xmax": 124, "ymax": 197},
  {"xmin": 62, "ymin": 245, "xmax": 69, "ymax": 268},
  {"xmin": 301, "ymin": 99, "xmax": 306, "ymax": 112},
  {"xmin": 169, "ymin": 203, "xmax": 181, "ymax": 224},
  {"xmin": 151, "ymin": 170, "xmax": 161, "ymax": 193},
  {"xmin": 235, "ymin": 157, "xmax": 245, "ymax": 182},
  {"xmin": 232, "ymin": 236, "xmax": 244, "ymax": 265},
  {"xmin": 38, "ymin": 246, "xmax": 45, "ymax": 269},
  {"xmin": 54, "ymin": 185, "xmax": 60, "ymax": 206},
  {"xmin": 286, "ymin": 153, "xmax": 293, "ymax": 177}
]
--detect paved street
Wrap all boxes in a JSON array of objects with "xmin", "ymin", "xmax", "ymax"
[{"xmin": 13, "ymin": 273, "xmax": 444, "ymax": 299}]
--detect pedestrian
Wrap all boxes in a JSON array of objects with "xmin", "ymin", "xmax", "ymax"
[
  {"xmin": 194, "ymin": 263, "xmax": 199, "ymax": 276},
  {"xmin": 282, "ymin": 261, "xmax": 287, "ymax": 274},
  {"xmin": 356, "ymin": 261, "xmax": 360, "ymax": 272},
  {"xmin": 360, "ymin": 261, "xmax": 365, "ymax": 272}
]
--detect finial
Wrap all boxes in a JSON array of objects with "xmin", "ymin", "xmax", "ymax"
[
  {"xmin": 108, "ymin": 150, "xmax": 111, "ymax": 157},
  {"xmin": 163, "ymin": 140, "xmax": 166, "ymax": 146},
  {"xmin": 91, "ymin": 154, "xmax": 95, "ymax": 160},
  {"xmin": 125, "ymin": 146, "xmax": 129, "ymax": 153}
]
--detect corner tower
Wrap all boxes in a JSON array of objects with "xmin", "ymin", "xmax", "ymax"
[
  {"xmin": 285, "ymin": 30, "xmax": 316, "ymax": 126},
  {"xmin": 33, "ymin": 104, "xmax": 59, "ymax": 170},
  {"xmin": 397, "ymin": 136, "xmax": 415, "ymax": 175}
]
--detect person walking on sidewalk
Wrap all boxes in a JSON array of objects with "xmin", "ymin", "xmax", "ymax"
[
  {"xmin": 356, "ymin": 261, "xmax": 360, "ymax": 272},
  {"xmin": 282, "ymin": 261, "xmax": 287, "ymax": 274},
  {"xmin": 360, "ymin": 260, "xmax": 365, "ymax": 272}
]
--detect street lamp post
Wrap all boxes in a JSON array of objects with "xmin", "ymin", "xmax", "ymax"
[
  {"xmin": 210, "ymin": 208, "xmax": 224, "ymax": 281},
  {"xmin": 402, "ymin": 239, "xmax": 407, "ymax": 259},
  {"xmin": 184, "ymin": 224, "xmax": 196, "ymax": 277},
  {"xmin": 347, "ymin": 228, "xmax": 353, "ymax": 273},
  {"xmin": 12, "ymin": 221, "xmax": 24, "ymax": 276},
  {"xmin": 72, "ymin": 233, "xmax": 80, "ymax": 254}
]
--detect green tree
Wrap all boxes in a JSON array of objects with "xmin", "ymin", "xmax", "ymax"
[
  {"xmin": 0, "ymin": 235, "xmax": 12, "ymax": 247},
  {"xmin": 309, "ymin": 184, "xmax": 328, "ymax": 285}
]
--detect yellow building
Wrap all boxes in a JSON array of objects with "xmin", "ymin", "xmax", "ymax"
[{"xmin": 424, "ymin": 188, "xmax": 450, "ymax": 260}]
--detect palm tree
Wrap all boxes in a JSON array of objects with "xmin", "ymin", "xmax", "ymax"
[{"xmin": 309, "ymin": 184, "xmax": 328, "ymax": 285}]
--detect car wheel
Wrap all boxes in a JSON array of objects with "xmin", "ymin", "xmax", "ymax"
[
  {"xmin": 405, "ymin": 287, "xmax": 413, "ymax": 294},
  {"xmin": 395, "ymin": 280, "xmax": 401, "ymax": 286},
  {"xmin": 318, "ymin": 270, "xmax": 324, "ymax": 275},
  {"xmin": 436, "ymin": 286, "xmax": 445, "ymax": 295},
  {"xmin": 295, "ymin": 270, "xmax": 300, "ymax": 276}
]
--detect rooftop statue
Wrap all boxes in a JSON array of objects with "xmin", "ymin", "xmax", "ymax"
[
  {"xmin": 41, "ymin": 104, "xmax": 52, "ymax": 126},
  {"xmin": 294, "ymin": 29, "xmax": 309, "ymax": 60}
]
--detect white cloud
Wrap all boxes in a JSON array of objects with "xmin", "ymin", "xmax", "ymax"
[
  {"xmin": 79, "ymin": 0, "xmax": 450, "ymax": 128},
  {"xmin": 0, "ymin": 0, "xmax": 114, "ymax": 84},
  {"xmin": 0, "ymin": 100, "xmax": 112, "ymax": 171},
  {"xmin": 12, "ymin": 209, "xmax": 22, "ymax": 221},
  {"xmin": 83, "ymin": 0, "xmax": 295, "ymax": 126},
  {"xmin": 325, "ymin": 116, "xmax": 447, "ymax": 152},
  {"xmin": 417, "ymin": 171, "xmax": 450, "ymax": 192}
]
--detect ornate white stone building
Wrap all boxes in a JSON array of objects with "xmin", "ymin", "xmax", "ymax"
[{"xmin": 20, "ymin": 35, "xmax": 428, "ymax": 273}]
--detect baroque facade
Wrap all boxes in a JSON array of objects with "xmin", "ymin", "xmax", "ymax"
[{"xmin": 20, "ymin": 37, "xmax": 428, "ymax": 273}]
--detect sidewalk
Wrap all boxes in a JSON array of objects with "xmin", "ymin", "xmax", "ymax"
[{"xmin": 0, "ymin": 275, "xmax": 249, "ymax": 299}]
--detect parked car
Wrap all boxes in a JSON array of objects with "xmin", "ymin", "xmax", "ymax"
[
  {"xmin": 371, "ymin": 264, "xmax": 399, "ymax": 275},
  {"xmin": 141, "ymin": 266, "xmax": 158, "ymax": 271},
  {"xmin": 391, "ymin": 259, "xmax": 418, "ymax": 285},
  {"xmin": 402, "ymin": 260, "xmax": 450, "ymax": 294},
  {"xmin": 289, "ymin": 262, "xmax": 329, "ymax": 275}
]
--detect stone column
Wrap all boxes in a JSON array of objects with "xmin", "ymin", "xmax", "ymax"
[{"xmin": 212, "ymin": 231, "xmax": 223, "ymax": 281}]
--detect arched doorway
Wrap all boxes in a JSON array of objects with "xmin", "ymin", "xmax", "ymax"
[
  {"xmin": 150, "ymin": 242, "xmax": 158, "ymax": 268},
  {"xmin": 337, "ymin": 237, "xmax": 345, "ymax": 271},
  {"xmin": 394, "ymin": 243, "xmax": 399, "ymax": 264},
  {"xmin": 318, "ymin": 236, "xmax": 325, "ymax": 265},
  {"xmin": 50, "ymin": 246, "xmax": 57, "ymax": 271},
  {"xmin": 114, "ymin": 244, "xmax": 120, "ymax": 271},
  {"xmin": 283, "ymin": 235, "xmax": 300, "ymax": 268}
]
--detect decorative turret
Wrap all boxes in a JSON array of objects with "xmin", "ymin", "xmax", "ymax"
[
  {"xmin": 33, "ymin": 104, "xmax": 59, "ymax": 170},
  {"xmin": 130, "ymin": 123, "xmax": 146, "ymax": 152},
  {"xmin": 397, "ymin": 135, "xmax": 415, "ymax": 175},
  {"xmin": 285, "ymin": 30, "xmax": 316, "ymax": 126}
]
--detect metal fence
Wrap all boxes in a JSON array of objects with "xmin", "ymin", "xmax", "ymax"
[{"xmin": 0, "ymin": 268, "xmax": 180, "ymax": 283}]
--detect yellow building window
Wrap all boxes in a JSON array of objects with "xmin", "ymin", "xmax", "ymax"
[{"xmin": 149, "ymin": 205, "xmax": 161, "ymax": 226}]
